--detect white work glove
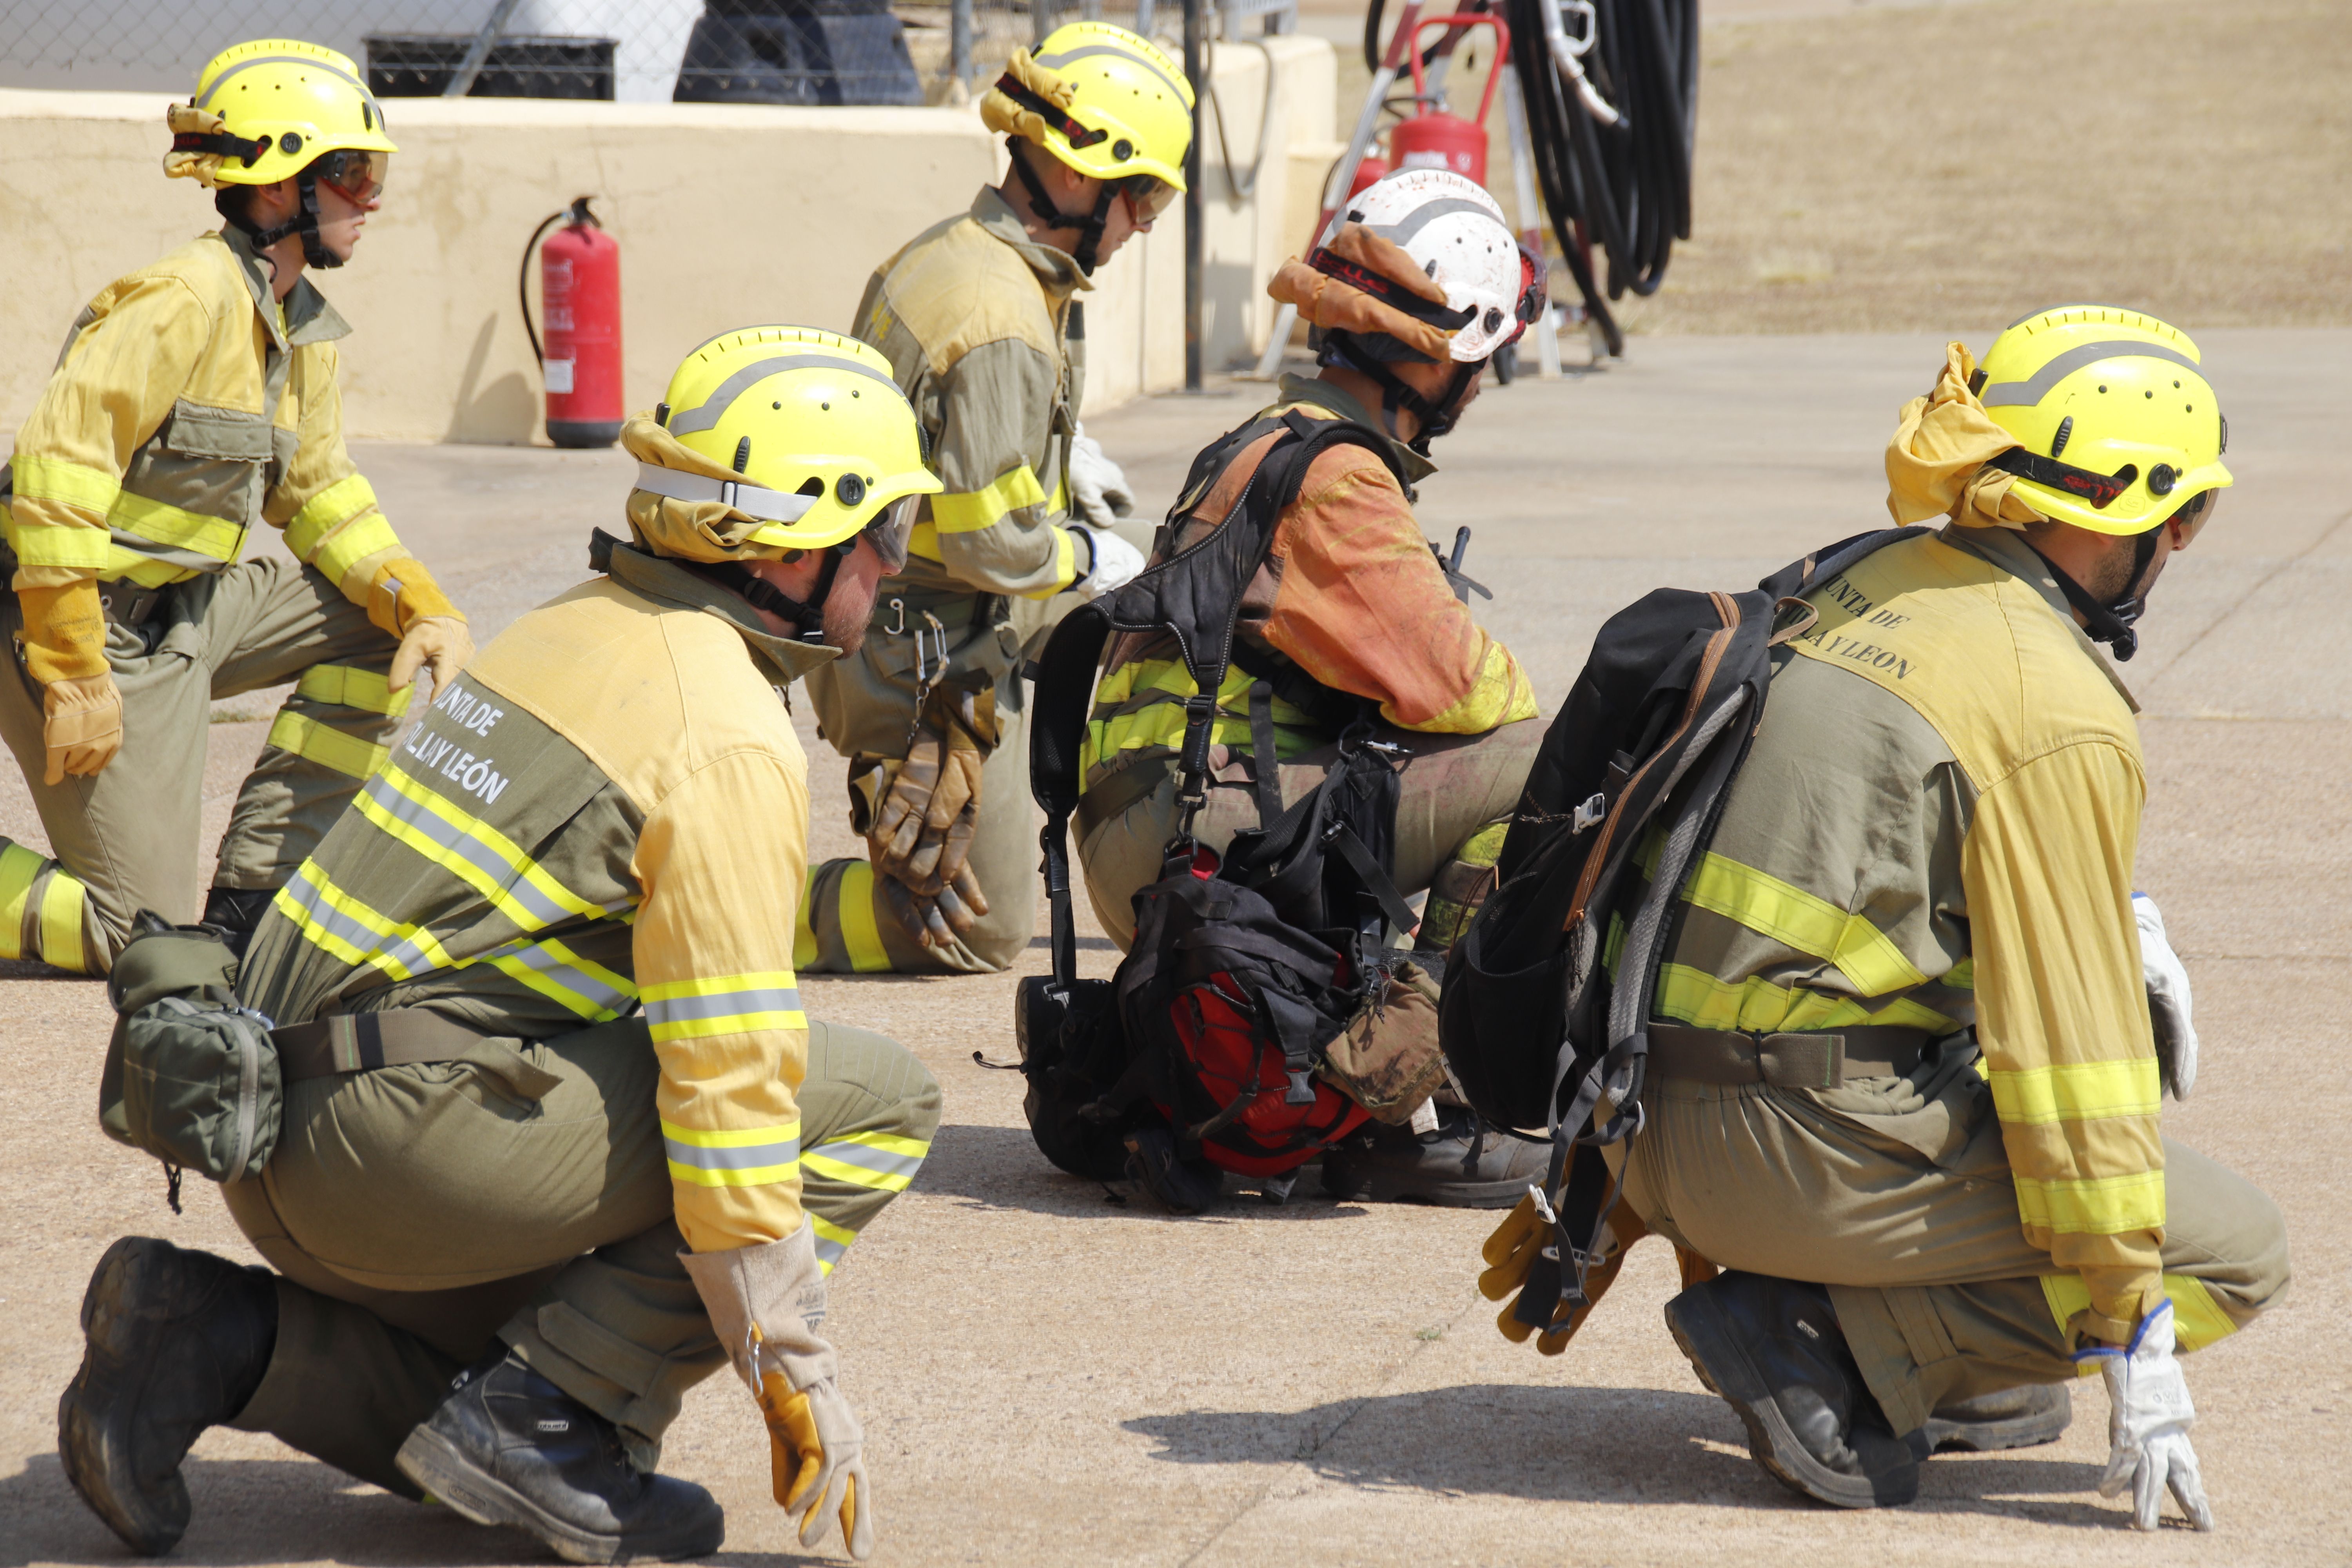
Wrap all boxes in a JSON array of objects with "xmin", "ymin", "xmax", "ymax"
[
  {"xmin": 1074, "ymin": 524, "xmax": 1147, "ymax": 600},
  {"xmin": 1068, "ymin": 423, "xmax": 1134, "ymax": 526},
  {"xmin": 2079, "ymin": 1298, "xmax": 2214, "ymax": 1533},
  {"xmin": 681, "ymin": 1224, "xmax": 875, "ymax": 1560},
  {"xmin": 2134, "ymin": 892, "xmax": 2198, "ymax": 1100}
]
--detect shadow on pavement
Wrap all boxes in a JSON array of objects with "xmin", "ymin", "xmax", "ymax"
[
  {"xmin": 1125, "ymin": 1383, "xmax": 2114, "ymax": 1523},
  {"xmin": 918, "ymin": 1122, "xmax": 1372, "ymax": 1225},
  {"xmin": 0, "ymin": 1452, "xmax": 824, "ymax": 1567}
]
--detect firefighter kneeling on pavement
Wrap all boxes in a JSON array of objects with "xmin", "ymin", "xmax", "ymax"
[
  {"xmin": 59, "ymin": 329, "xmax": 943, "ymax": 1564},
  {"xmin": 1481, "ymin": 309, "xmax": 2289, "ymax": 1529},
  {"xmin": 1, "ymin": 39, "xmax": 471, "ymax": 973},
  {"xmin": 799, "ymin": 22, "xmax": 1180, "ymax": 977},
  {"xmin": 1081, "ymin": 170, "xmax": 1553, "ymax": 1206}
]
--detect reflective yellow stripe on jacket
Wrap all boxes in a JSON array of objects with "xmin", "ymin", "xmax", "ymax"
[
  {"xmin": 287, "ymin": 473, "xmax": 400, "ymax": 587},
  {"xmin": 1082, "ymin": 658, "xmax": 1322, "ymax": 779},
  {"xmin": 661, "ymin": 1117, "xmax": 802, "ymax": 1188}
]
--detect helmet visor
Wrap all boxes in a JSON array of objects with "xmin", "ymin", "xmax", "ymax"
[
  {"xmin": 1118, "ymin": 174, "xmax": 1178, "ymax": 225},
  {"xmin": 2169, "ymin": 486, "xmax": 2221, "ymax": 548},
  {"xmin": 860, "ymin": 494, "xmax": 918, "ymax": 575},
  {"xmin": 315, "ymin": 148, "xmax": 388, "ymax": 205}
]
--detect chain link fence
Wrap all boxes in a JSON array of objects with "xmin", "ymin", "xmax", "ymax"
[{"xmin": 0, "ymin": 0, "xmax": 1286, "ymax": 108}]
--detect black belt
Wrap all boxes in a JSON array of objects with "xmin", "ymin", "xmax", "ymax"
[
  {"xmin": 1646, "ymin": 1022, "xmax": 1935, "ymax": 1088},
  {"xmin": 95, "ymin": 581, "xmax": 166, "ymax": 628},
  {"xmin": 271, "ymin": 1008, "xmax": 493, "ymax": 1082}
]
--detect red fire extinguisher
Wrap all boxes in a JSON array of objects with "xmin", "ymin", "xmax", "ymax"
[
  {"xmin": 522, "ymin": 196, "xmax": 622, "ymax": 449},
  {"xmin": 1388, "ymin": 14, "xmax": 1509, "ymax": 187}
]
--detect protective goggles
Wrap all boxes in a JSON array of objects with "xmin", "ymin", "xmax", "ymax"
[
  {"xmin": 312, "ymin": 148, "xmax": 389, "ymax": 205},
  {"xmin": 1118, "ymin": 173, "xmax": 1178, "ymax": 225},
  {"xmin": 857, "ymin": 494, "xmax": 918, "ymax": 574},
  {"xmin": 2167, "ymin": 486, "xmax": 2220, "ymax": 547}
]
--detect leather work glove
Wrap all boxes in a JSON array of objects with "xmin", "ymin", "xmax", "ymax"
[
  {"xmin": 681, "ymin": 1223, "xmax": 876, "ymax": 1560},
  {"xmin": 366, "ymin": 558, "xmax": 473, "ymax": 696},
  {"xmin": 42, "ymin": 671, "xmax": 123, "ymax": 784},
  {"xmin": 2078, "ymin": 1299, "xmax": 2214, "ymax": 1532},
  {"xmin": 865, "ymin": 685, "xmax": 998, "ymax": 948},
  {"xmin": 2134, "ymin": 893, "xmax": 2198, "ymax": 1100},
  {"xmin": 1068, "ymin": 423, "xmax": 1134, "ymax": 526},
  {"xmin": 1073, "ymin": 524, "xmax": 1147, "ymax": 601},
  {"xmin": 1480, "ymin": 1191, "xmax": 1715, "ymax": 1354}
]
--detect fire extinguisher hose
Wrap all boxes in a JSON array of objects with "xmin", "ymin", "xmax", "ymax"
[
  {"xmin": 519, "ymin": 195, "xmax": 600, "ymax": 368},
  {"xmin": 1363, "ymin": 0, "xmax": 1698, "ymax": 356}
]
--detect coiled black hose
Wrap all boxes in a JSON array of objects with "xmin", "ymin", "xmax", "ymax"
[{"xmin": 1365, "ymin": 0, "xmax": 1698, "ymax": 356}]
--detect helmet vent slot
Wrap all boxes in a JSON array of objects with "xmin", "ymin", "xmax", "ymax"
[
  {"xmin": 2050, "ymin": 415, "xmax": 2072, "ymax": 459},
  {"xmin": 732, "ymin": 437, "xmax": 751, "ymax": 474}
]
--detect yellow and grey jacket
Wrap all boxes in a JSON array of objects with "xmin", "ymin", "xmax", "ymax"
[
  {"xmin": 4, "ymin": 227, "xmax": 400, "ymax": 598},
  {"xmin": 852, "ymin": 186, "xmax": 1085, "ymax": 601},
  {"xmin": 1646, "ymin": 526, "xmax": 2165, "ymax": 1340},
  {"xmin": 240, "ymin": 543, "xmax": 836, "ymax": 1254}
]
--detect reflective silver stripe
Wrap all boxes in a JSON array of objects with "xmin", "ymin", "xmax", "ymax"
[
  {"xmin": 484, "ymin": 936, "xmax": 636, "ymax": 1014},
  {"xmin": 645, "ymin": 984, "xmax": 804, "ymax": 1027},
  {"xmin": 281, "ymin": 865, "xmax": 445, "ymax": 977},
  {"xmin": 663, "ymin": 1133, "xmax": 803, "ymax": 1171},
  {"xmin": 1363, "ymin": 196, "xmax": 1502, "ymax": 245},
  {"xmin": 1032, "ymin": 43, "xmax": 1191, "ymax": 109},
  {"xmin": 813, "ymin": 1229, "xmax": 851, "ymax": 1270},
  {"xmin": 806, "ymin": 1138, "xmax": 927, "ymax": 1188},
  {"xmin": 1980, "ymin": 340, "xmax": 2205, "ymax": 409},
  {"xmin": 198, "ymin": 52, "xmax": 374, "ymax": 109},
  {"xmin": 109, "ymin": 531, "xmax": 227, "ymax": 572},
  {"xmin": 667, "ymin": 354, "xmax": 904, "ymax": 435},
  {"xmin": 632, "ymin": 464, "xmax": 815, "ymax": 524},
  {"xmin": 361, "ymin": 775, "xmax": 577, "ymax": 929}
]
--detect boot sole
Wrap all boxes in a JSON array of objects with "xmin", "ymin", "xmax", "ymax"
[
  {"xmin": 1318, "ymin": 1162, "xmax": 1530, "ymax": 1209},
  {"xmin": 1664, "ymin": 1289, "xmax": 1919, "ymax": 1510},
  {"xmin": 1924, "ymin": 1385, "xmax": 2071, "ymax": 1452},
  {"xmin": 394, "ymin": 1426, "xmax": 723, "ymax": 1564},
  {"xmin": 58, "ymin": 1238, "xmax": 190, "ymax": 1557}
]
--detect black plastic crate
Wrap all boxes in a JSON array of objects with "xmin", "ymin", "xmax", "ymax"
[
  {"xmin": 365, "ymin": 34, "xmax": 617, "ymax": 100},
  {"xmin": 673, "ymin": 0, "xmax": 922, "ymax": 106}
]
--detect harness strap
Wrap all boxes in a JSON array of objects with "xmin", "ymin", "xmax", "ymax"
[
  {"xmin": 271, "ymin": 1007, "xmax": 492, "ymax": 1082},
  {"xmin": 1645, "ymin": 1022, "xmax": 1944, "ymax": 1087}
]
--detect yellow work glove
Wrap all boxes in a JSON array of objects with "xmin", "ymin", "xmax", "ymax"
[
  {"xmin": 18, "ymin": 581, "xmax": 122, "ymax": 783},
  {"xmin": 679, "ymin": 1223, "xmax": 877, "ymax": 1562},
  {"xmin": 864, "ymin": 685, "xmax": 997, "ymax": 949},
  {"xmin": 363, "ymin": 558, "xmax": 473, "ymax": 695},
  {"xmin": 42, "ymin": 671, "xmax": 123, "ymax": 785},
  {"xmin": 1479, "ymin": 1192, "xmax": 1656, "ymax": 1356}
]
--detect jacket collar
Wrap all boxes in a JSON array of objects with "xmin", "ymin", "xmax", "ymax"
[
  {"xmin": 1940, "ymin": 523, "xmax": 2139, "ymax": 713},
  {"xmin": 1275, "ymin": 372, "xmax": 1439, "ymax": 485},
  {"xmin": 969, "ymin": 185, "xmax": 1091, "ymax": 300},
  {"xmin": 212, "ymin": 226, "xmax": 352, "ymax": 350},
  {"xmin": 605, "ymin": 538, "xmax": 844, "ymax": 688}
]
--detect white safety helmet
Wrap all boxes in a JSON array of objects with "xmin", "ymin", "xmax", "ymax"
[{"xmin": 1339, "ymin": 169, "xmax": 1534, "ymax": 363}]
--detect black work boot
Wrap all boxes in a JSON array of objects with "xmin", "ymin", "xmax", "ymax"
[
  {"xmin": 1123, "ymin": 1125, "xmax": 1222, "ymax": 1214},
  {"xmin": 1319, "ymin": 1107, "xmax": 1547, "ymax": 1208},
  {"xmin": 1664, "ymin": 1270, "xmax": 1921, "ymax": 1509},
  {"xmin": 394, "ymin": 1348, "xmax": 723, "ymax": 1564},
  {"xmin": 58, "ymin": 1236, "xmax": 278, "ymax": 1555},
  {"xmin": 1923, "ymin": 1382, "xmax": 2071, "ymax": 1452},
  {"xmin": 198, "ymin": 887, "xmax": 277, "ymax": 957}
]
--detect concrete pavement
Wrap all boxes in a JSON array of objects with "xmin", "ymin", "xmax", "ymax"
[{"xmin": 2, "ymin": 328, "xmax": 2346, "ymax": 1565}]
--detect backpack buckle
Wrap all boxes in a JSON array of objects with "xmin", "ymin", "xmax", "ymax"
[{"xmin": 1570, "ymin": 792, "xmax": 1607, "ymax": 834}]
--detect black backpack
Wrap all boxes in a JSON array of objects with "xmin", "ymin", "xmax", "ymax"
[
  {"xmin": 1018, "ymin": 409, "xmax": 1425, "ymax": 1197},
  {"xmin": 1439, "ymin": 526, "xmax": 1925, "ymax": 1324}
]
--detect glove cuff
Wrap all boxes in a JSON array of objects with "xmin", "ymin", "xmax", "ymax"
[
  {"xmin": 18, "ymin": 581, "xmax": 111, "ymax": 686},
  {"xmin": 43, "ymin": 671, "xmax": 122, "ymax": 735},
  {"xmin": 680, "ymin": 1221, "xmax": 840, "ymax": 1394},
  {"xmin": 365, "ymin": 557, "xmax": 464, "ymax": 639}
]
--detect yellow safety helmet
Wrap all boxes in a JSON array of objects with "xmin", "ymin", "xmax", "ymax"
[
  {"xmin": 1976, "ymin": 305, "xmax": 2232, "ymax": 536},
  {"xmin": 166, "ymin": 40, "xmax": 396, "ymax": 190},
  {"xmin": 982, "ymin": 22, "xmax": 1193, "ymax": 272},
  {"xmin": 627, "ymin": 327, "xmax": 940, "ymax": 570}
]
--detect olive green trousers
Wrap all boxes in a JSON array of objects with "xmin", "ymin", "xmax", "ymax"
[
  {"xmin": 0, "ymin": 557, "xmax": 402, "ymax": 973},
  {"xmin": 1612, "ymin": 1039, "xmax": 2290, "ymax": 1436},
  {"xmin": 221, "ymin": 1017, "xmax": 939, "ymax": 1494}
]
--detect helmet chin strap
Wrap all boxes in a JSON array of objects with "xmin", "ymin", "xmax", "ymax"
[
  {"xmin": 222, "ymin": 167, "xmax": 341, "ymax": 271},
  {"xmin": 1007, "ymin": 140, "xmax": 1117, "ymax": 276},
  {"xmin": 2029, "ymin": 525, "xmax": 2165, "ymax": 662},
  {"xmin": 697, "ymin": 540, "xmax": 856, "ymax": 645},
  {"xmin": 1328, "ymin": 333, "xmax": 1479, "ymax": 455}
]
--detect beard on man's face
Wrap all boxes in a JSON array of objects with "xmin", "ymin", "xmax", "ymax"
[{"xmin": 822, "ymin": 573, "xmax": 879, "ymax": 655}]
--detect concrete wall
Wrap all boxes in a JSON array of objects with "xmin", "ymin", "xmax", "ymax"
[{"xmin": 0, "ymin": 34, "xmax": 1332, "ymax": 445}]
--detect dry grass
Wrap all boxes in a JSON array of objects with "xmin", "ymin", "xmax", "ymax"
[{"xmin": 1334, "ymin": 0, "xmax": 2352, "ymax": 333}]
